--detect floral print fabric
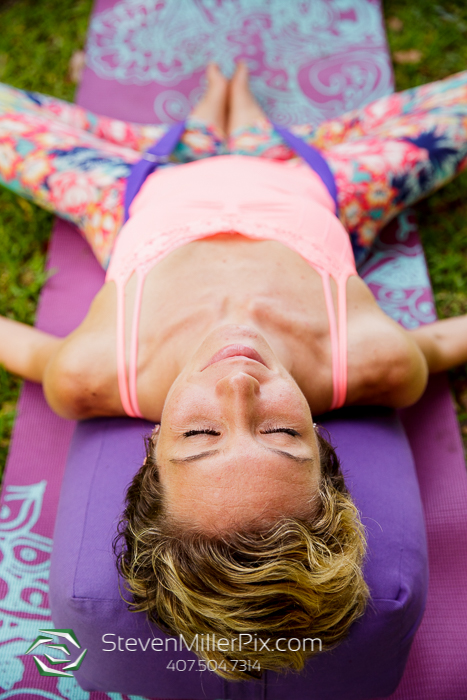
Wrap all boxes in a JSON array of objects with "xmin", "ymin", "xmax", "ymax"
[{"xmin": 1, "ymin": 71, "xmax": 467, "ymax": 268}]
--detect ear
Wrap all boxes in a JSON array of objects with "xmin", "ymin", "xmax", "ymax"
[
  {"xmin": 149, "ymin": 423, "xmax": 161, "ymax": 458},
  {"xmin": 145, "ymin": 424, "xmax": 160, "ymax": 462}
]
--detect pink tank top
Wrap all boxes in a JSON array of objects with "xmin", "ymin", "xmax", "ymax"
[{"xmin": 106, "ymin": 155, "xmax": 357, "ymax": 418}]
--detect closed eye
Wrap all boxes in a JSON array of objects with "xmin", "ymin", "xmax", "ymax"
[
  {"xmin": 183, "ymin": 428, "xmax": 300, "ymax": 437},
  {"xmin": 183, "ymin": 429, "xmax": 220, "ymax": 437}
]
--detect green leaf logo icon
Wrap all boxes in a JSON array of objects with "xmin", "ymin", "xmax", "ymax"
[{"xmin": 26, "ymin": 628, "xmax": 87, "ymax": 677}]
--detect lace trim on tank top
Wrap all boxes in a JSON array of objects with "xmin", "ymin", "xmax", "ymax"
[{"xmin": 107, "ymin": 216, "xmax": 350, "ymax": 286}]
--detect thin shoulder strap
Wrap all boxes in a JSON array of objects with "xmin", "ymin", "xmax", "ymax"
[
  {"xmin": 117, "ymin": 120, "xmax": 186, "ymax": 418},
  {"xmin": 273, "ymin": 123, "xmax": 347, "ymax": 407},
  {"xmin": 318, "ymin": 270, "xmax": 348, "ymax": 410},
  {"xmin": 319, "ymin": 271, "xmax": 340, "ymax": 409},
  {"xmin": 116, "ymin": 280, "xmax": 140, "ymax": 418},
  {"xmin": 115, "ymin": 271, "xmax": 146, "ymax": 419},
  {"xmin": 335, "ymin": 275, "xmax": 349, "ymax": 409},
  {"xmin": 128, "ymin": 272, "xmax": 145, "ymax": 417}
]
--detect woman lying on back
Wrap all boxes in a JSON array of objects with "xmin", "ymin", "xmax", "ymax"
[{"xmin": 1, "ymin": 64, "xmax": 467, "ymax": 679}]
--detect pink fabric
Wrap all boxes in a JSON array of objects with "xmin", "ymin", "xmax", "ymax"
[{"xmin": 105, "ymin": 155, "xmax": 357, "ymax": 418}]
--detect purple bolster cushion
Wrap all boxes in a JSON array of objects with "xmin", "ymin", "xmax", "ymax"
[{"xmin": 49, "ymin": 407, "xmax": 428, "ymax": 699}]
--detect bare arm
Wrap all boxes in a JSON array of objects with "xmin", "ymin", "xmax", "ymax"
[
  {"xmin": 367, "ymin": 315, "xmax": 467, "ymax": 409},
  {"xmin": 409, "ymin": 316, "xmax": 467, "ymax": 373},
  {"xmin": 0, "ymin": 315, "xmax": 112, "ymax": 420},
  {"xmin": 0, "ymin": 315, "xmax": 64, "ymax": 383}
]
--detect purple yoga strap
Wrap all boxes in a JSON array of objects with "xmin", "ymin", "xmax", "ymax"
[
  {"xmin": 123, "ymin": 120, "xmax": 187, "ymax": 223},
  {"xmin": 123, "ymin": 120, "xmax": 339, "ymax": 219},
  {"xmin": 272, "ymin": 121, "xmax": 339, "ymax": 213}
]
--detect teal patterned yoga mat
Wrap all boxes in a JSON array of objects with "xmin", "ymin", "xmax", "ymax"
[{"xmin": 83, "ymin": 0, "xmax": 393, "ymax": 125}]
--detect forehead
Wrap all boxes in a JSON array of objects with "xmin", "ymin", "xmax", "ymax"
[{"xmin": 158, "ymin": 446, "xmax": 320, "ymax": 531}]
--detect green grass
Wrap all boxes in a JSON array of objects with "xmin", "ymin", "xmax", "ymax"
[
  {"xmin": 384, "ymin": 0, "xmax": 467, "ymax": 442},
  {"xmin": 1, "ymin": 0, "xmax": 467, "ymax": 482},
  {"xmin": 0, "ymin": 0, "xmax": 94, "ymax": 478}
]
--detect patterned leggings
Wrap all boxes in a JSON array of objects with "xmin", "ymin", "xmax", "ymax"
[{"xmin": 1, "ymin": 71, "xmax": 467, "ymax": 268}]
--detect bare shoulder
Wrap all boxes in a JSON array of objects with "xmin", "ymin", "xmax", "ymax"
[
  {"xmin": 42, "ymin": 288, "xmax": 123, "ymax": 420},
  {"xmin": 346, "ymin": 278, "xmax": 428, "ymax": 408}
]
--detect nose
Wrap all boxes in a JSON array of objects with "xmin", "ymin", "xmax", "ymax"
[{"xmin": 215, "ymin": 370, "xmax": 260, "ymax": 401}]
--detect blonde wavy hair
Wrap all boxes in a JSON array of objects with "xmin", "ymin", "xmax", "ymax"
[{"xmin": 114, "ymin": 426, "xmax": 369, "ymax": 681}]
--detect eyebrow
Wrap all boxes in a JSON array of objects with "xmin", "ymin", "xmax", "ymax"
[{"xmin": 169, "ymin": 448, "xmax": 314, "ymax": 465}]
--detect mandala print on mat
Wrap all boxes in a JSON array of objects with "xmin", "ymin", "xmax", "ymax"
[
  {"xmin": 87, "ymin": 0, "xmax": 393, "ymax": 124},
  {"xmin": 0, "ymin": 481, "xmax": 140, "ymax": 699},
  {"xmin": 0, "ymin": 482, "xmax": 53, "ymax": 690},
  {"xmin": 359, "ymin": 211, "xmax": 437, "ymax": 329}
]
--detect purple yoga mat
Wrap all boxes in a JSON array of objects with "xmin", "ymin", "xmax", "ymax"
[
  {"xmin": 1, "ymin": 0, "xmax": 467, "ymax": 698},
  {"xmin": 394, "ymin": 376, "xmax": 467, "ymax": 699}
]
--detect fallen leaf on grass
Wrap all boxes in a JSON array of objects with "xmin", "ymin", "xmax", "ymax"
[
  {"xmin": 20, "ymin": 269, "xmax": 35, "ymax": 287},
  {"xmin": 393, "ymin": 49, "xmax": 422, "ymax": 64},
  {"xmin": 387, "ymin": 16, "xmax": 403, "ymax": 31},
  {"xmin": 69, "ymin": 50, "xmax": 86, "ymax": 83},
  {"xmin": 18, "ymin": 198, "xmax": 34, "ymax": 220},
  {"xmin": 0, "ymin": 402, "xmax": 16, "ymax": 416}
]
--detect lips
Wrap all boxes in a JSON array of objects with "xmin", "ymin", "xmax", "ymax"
[{"xmin": 202, "ymin": 344, "xmax": 267, "ymax": 370}]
